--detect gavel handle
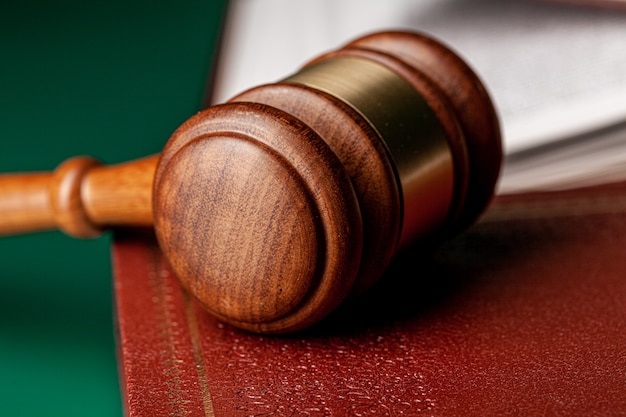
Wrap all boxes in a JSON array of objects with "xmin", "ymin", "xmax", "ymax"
[{"xmin": 0, "ymin": 155, "xmax": 158, "ymax": 237}]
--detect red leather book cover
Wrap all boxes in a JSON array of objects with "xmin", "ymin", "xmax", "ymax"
[{"xmin": 113, "ymin": 182, "xmax": 626, "ymax": 416}]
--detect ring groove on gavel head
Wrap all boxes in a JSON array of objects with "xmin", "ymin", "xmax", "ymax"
[{"xmin": 153, "ymin": 31, "xmax": 502, "ymax": 334}]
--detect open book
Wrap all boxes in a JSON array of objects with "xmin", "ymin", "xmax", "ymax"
[{"xmin": 210, "ymin": 0, "xmax": 626, "ymax": 194}]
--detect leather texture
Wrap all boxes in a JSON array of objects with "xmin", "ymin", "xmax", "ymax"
[{"xmin": 113, "ymin": 182, "xmax": 626, "ymax": 416}]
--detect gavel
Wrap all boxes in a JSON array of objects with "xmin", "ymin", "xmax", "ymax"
[{"xmin": 0, "ymin": 31, "xmax": 501, "ymax": 333}]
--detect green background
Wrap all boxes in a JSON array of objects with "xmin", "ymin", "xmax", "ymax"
[{"xmin": 0, "ymin": 1, "xmax": 226, "ymax": 415}]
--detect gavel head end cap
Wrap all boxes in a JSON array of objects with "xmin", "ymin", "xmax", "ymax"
[
  {"xmin": 345, "ymin": 30, "xmax": 503, "ymax": 232},
  {"xmin": 153, "ymin": 102, "xmax": 363, "ymax": 333}
]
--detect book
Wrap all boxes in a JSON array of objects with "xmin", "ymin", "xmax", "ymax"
[
  {"xmin": 210, "ymin": 0, "xmax": 626, "ymax": 194},
  {"xmin": 113, "ymin": 180, "xmax": 626, "ymax": 416}
]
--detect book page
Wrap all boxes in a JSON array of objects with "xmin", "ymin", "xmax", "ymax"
[{"xmin": 212, "ymin": 0, "xmax": 626, "ymax": 192}]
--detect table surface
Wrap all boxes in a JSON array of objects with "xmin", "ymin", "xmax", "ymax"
[{"xmin": 0, "ymin": 1, "xmax": 226, "ymax": 415}]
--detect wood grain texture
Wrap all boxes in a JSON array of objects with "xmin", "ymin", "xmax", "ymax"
[
  {"xmin": 0, "ymin": 172, "xmax": 57, "ymax": 235},
  {"xmin": 0, "ymin": 155, "xmax": 157, "ymax": 237},
  {"xmin": 50, "ymin": 156, "xmax": 104, "ymax": 237},
  {"xmin": 153, "ymin": 102, "xmax": 363, "ymax": 333},
  {"xmin": 83, "ymin": 155, "xmax": 157, "ymax": 228},
  {"xmin": 232, "ymin": 83, "xmax": 401, "ymax": 296}
]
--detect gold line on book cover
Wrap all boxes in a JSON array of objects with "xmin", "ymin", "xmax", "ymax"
[
  {"xmin": 184, "ymin": 290, "xmax": 216, "ymax": 416},
  {"xmin": 147, "ymin": 244, "xmax": 216, "ymax": 415}
]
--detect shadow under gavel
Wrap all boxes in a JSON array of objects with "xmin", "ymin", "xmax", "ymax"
[{"xmin": 0, "ymin": 31, "xmax": 501, "ymax": 334}]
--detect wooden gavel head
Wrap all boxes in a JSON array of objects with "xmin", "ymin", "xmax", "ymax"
[
  {"xmin": 0, "ymin": 31, "xmax": 501, "ymax": 333},
  {"xmin": 152, "ymin": 31, "xmax": 501, "ymax": 333}
]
